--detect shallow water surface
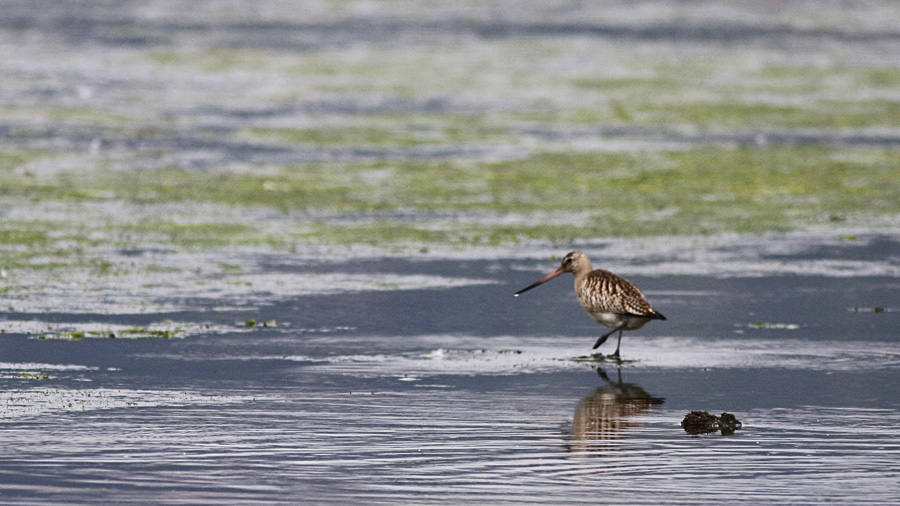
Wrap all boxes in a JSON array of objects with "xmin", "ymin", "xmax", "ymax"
[
  {"xmin": 3, "ymin": 1, "xmax": 900, "ymax": 504},
  {"xmin": 2, "ymin": 234, "xmax": 900, "ymax": 505}
]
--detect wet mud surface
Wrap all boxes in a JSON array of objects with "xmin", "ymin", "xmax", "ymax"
[
  {"xmin": 5, "ymin": 0, "xmax": 900, "ymax": 172},
  {"xmin": 2, "ymin": 1, "xmax": 900, "ymax": 505}
]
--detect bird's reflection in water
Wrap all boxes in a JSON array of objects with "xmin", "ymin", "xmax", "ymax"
[{"xmin": 569, "ymin": 367, "xmax": 664, "ymax": 453}]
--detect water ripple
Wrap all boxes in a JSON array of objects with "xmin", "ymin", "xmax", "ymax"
[{"xmin": 1, "ymin": 389, "xmax": 898, "ymax": 504}]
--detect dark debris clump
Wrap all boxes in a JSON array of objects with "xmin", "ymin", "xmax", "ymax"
[{"xmin": 681, "ymin": 410, "xmax": 742, "ymax": 436}]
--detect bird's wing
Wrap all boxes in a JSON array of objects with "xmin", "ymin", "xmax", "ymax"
[{"xmin": 585, "ymin": 270, "xmax": 664, "ymax": 319}]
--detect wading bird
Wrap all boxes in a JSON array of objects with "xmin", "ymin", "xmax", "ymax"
[{"xmin": 515, "ymin": 251, "xmax": 665, "ymax": 358}]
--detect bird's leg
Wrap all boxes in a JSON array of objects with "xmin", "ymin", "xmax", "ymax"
[
  {"xmin": 592, "ymin": 322, "xmax": 627, "ymax": 350},
  {"xmin": 591, "ymin": 328, "xmax": 615, "ymax": 349},
  {"xmin": 611, "ymin": 330, "xmax": 624, "ymax": 359}
]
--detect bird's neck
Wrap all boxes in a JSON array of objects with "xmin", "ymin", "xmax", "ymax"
[{"xmin": 572, "ymin": 267, "xmax": 592, "ymax": 286}]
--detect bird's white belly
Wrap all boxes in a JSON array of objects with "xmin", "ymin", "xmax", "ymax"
[{"xmin": 589, "ymin": 311, "xmax": 650, "ymax": 330}]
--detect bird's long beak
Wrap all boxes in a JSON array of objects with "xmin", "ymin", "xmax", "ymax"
[{"xmin": 514, "ymin": 267, "xmax": 565, "ymax": 296}]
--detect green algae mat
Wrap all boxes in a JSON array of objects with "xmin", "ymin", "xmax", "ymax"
[{"xmin": 2, "ymin": 0, "xmax": 900, "ymax": 294}]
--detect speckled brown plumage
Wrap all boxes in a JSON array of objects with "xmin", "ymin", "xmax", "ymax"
[
  {"xmin": 515, "ymin": 250, "xmax": 666, "ymax": 358},
  {"xmin": 576, "ymin": 269, "xmax": 663, "ymax": 319}
]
